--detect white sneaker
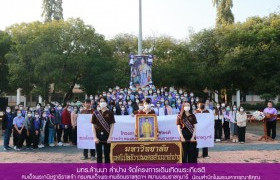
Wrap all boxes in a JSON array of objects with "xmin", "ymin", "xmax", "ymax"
[
  {"xmin": 58, "ymin": 142, "xmax": 63, "ymax": 146},
  {"xmin": 232, "ymin": 139, "xmax": 235, "ymax": 143},
  {"xmin": 216, "ymin": 139, "xmax": 221, "ymax": 142},
  {"xmin": 38, "ymin": 144, "xmax": 44, "ymax": 148},
  {"xmin": 64, "ymin": 143, "xmax": 70, "ymax": 146},
  {"xmin": 14, "ymin": 146, "xmax": 17, "ymax": 150}
]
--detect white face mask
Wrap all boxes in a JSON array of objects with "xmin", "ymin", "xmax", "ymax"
[
  {"xmin": 157, "ymin": 104, "xmax": 160, "ymax": 107},
  {"xmin": 19, "ymin": 107, "xmax": 23, "ymax": 110},
  {"xmin": 90, "ymin": 96, "xmax": 93, "ymax": 100},
  {"xmin": 17, "ymin": 113, "xmax": 22, "ymax": 117},
  {"xmin": 97, "ymin": 107, "xmax": 101, "ymax": 111},
  {"xmin": 6, "ymin": 109, "xmax": 11, "ymax": 113},
  {"xmin": 67, "ymin": 108, "xmax": 71, "ymax": 112},
  {"xmin": 128, "ymin": 102, "xmax": 132, "ymax": 105},
  {"xmin": 216, "ymin": 105, "xmax": 220, "ymax": 109},
  {"xmin": 184, "ymin": 106, "xmax": 190, "ymax": 112},
  {"xmin": 42, "ymin": 114, "xmax": 46, "ymax": 118},
  {"xmin": 35, "ymin": 115, "xmax": 39, "ymax": 118},
  {"xmin": 144, "ymin": 104, "xmax": 151, "ymax": 109},
  {"xmin": 222, "ymin": 103, "xmax": 225, "ymax": 107},
  {"xmin": 100, "ymin": 102, "xmax": 107, "ymax": 108},
  {"xmin": 139, "ymin": 106, "xmax": 144, "ymax": 110},
  {"xmin": 57, "ymin": 107, "xmax": 62, "ymax": 110},
  {"xmin": 121, "ymin": 108, "xmax": 125, "ymax": 111},
  {"xmin": 205, "ymin": 106, "xmax": 209, "ymax": 109},
  {"xmin": 113, "ymin": 108, "xmax": 116, "ymax": 112},
  {"xmin": 240, "ymin": 108, "xmax": 244, "ymax": 112},
  {"xmin": 36, "ymin": 106, "xmax": 40, "ymax": 110},
  {"xmin": 27, "ymin": 113, "xmax": 32, "ymax": 117},
  {"xmin": 233, "ymin": 107, "xmax": 237, "ymax": 111}
]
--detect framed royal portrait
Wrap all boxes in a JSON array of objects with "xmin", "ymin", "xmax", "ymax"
[{"xmin": 135, "ymin": 114, "xmax": 158, "ymax": 141}]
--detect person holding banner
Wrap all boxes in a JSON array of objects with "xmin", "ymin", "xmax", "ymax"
[
  {"xmin": 80, "ymin": 99, "xmax": 96, "ymax": 160},
  {"xmin": 176, "ymin": 102, "xmax": 198, "ymax": 163},
  {"xmin": 195, "ymin": 103, "xmax": 210, "ymax": 158},
  {"xmin": 91, "ymin": 97, "xmax": 115, "ymax": 163}
]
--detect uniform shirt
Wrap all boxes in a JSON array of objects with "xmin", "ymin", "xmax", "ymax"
[
  {"xmin": 154, "ymin": 107, "xmax": 164, "ymax": 116},
  {"xmin": 13, "ymin": 116, "xmax": 25, "ymax": 128},
  {"xmin": 33, "ymin": 119, "xmax": 41, "ymax": 131},
  {"xmin": 91, "ymin": 110, "xmax": 115, "ymax": 133},
  {"xmin": 263, "ymin": 107, "xmax": 277, "ymax": 121},
  {"xmin": 80, "ymin": 109, "xmax": 94, "ymax": 114}
]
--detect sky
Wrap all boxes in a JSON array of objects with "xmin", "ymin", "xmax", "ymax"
[{"xmin": 0, "ymin": 0, "xmax": 279, "ymax": 40}]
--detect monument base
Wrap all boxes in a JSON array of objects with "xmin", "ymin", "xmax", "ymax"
[{"xmin": 110, "ymin": 141, "xmax": 182, "ymax": 163}]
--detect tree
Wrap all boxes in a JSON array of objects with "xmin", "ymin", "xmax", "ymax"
[
  {"xmin": 0, "ymin": 31, "xmax": 11, "ymax": 95},
  {"xmin": 6, "ymin": 18, "xmax": 112, "ymax": 103},
  {"xmin": 42, "ymin": 0, "xmax": 63, "ymax": 22},
  {"xmin": 213, "ymin": 0, "xmax": 234, "ymax": 26}
]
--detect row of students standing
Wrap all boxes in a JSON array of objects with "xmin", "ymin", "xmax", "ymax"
[{"xmin": 214, "ymin": 104, "xmax": 247, "ymax": 144}]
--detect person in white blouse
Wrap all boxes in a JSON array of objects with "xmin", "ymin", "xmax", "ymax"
[{"xmin": 236, "ymin": 106, "xmax": 247, "ymax": 144}]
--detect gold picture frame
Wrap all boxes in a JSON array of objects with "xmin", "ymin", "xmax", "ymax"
[{"xmin": 135, "ymin": 114, "xmax": 158, "ymax": 141}]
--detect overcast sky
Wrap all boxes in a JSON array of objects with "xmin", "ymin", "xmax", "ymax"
[{"xmin": 0, "ymin": 0, "xmax": 279, "ymax": 39}]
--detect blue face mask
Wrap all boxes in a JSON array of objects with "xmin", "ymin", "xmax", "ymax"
[{"xmin": 17, "ymin": 113, "xmax": 22, "ymax": 117}]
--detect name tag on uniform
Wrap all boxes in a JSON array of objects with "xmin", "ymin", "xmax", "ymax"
[{"xmin": 100, "ymin": 132, "xmax": 104, "ymax": 135}]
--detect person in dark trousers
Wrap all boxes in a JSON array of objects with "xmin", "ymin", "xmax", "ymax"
[
  {"xmin": 13, "ymin": 106, "xmax": 19, "ymax": 148},
  {"xmin": 24, "ymin": 111, "xmax": 34, "ymax": 149},
  {"xmin": 223, "ymin": 106, "xmax": 231, "ymax": 141},
  {"xmin": 263, "ymin": 101, "xmax": 277, "ymax": 140},
  {"xmin": 214, "ymin": 104, "xmax": 223, "ymax": 142},
  {"xmin": 92, "ymin": 97, "xmax": 115, "ymax": 163},
  {"xmin": 80, "ymin": 99, "xmax": 96, "ymax": 160},
  {"xmin": 177, "ymin": 102, "xmax": 198, "ymax": 163},
  {"xmin": 13, "ymin": 110, "xmax": 27, "ymax": 150},
  {"xmin": 62, "ymin": 105, "xmax": 72, "ymax": 145},
  {"xmin": 237, "ymin": 107, "xmax": 247, "ymax": 144},
  {"xmin": 2, "ymin": 107, "xmax": 15, "ymax": 150},
  {"xmin": 55, "ymin": 104, "xmax": 63, "ymax": 146},
  {"xmin": 195, "ymin": 103, "xmax": 210, "ymax": 158},
  {"xmin": 31, "ymin": 111, "xmax": 41, "ymax": 149}
]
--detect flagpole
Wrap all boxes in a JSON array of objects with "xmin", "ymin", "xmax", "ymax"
[{"xmin": 138, "ymin": 0, "xmax": 142, "ymax": 56}]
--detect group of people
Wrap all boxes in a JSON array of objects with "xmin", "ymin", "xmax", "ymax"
[{"xmin": 2, "ymin": 85, "xmax": 278, "ymax": 163}]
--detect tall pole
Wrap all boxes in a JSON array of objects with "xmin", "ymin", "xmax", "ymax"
[{"xmin": 138, "ymin": 0, "xmax": 142, "ymax": 56}]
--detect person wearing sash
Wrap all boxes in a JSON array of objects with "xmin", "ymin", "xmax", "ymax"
[
  {"xmin": 91, "ymin": 97, "xmax": 115, "ymax": 163},
  {"xmin": 176, "ymin": 102, "xmax": 197, "ymax": 163},
  {"xmin": 80, "ymin": 99, "xmax": 96, "ymax": 160},
  {"xmin": 195, "ymin": 103, "xmax": 210, "ymax": 158}
]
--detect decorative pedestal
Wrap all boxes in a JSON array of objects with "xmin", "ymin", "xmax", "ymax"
[{"xmin": 258, "ymin": 118, "xmax": 273, "ymax": 142}]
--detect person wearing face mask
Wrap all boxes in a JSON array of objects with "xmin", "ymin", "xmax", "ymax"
[
  {"xmin": 31, "ymin": 112, "xmax": 41, "ymax": 149},
  {"xmin": 55, "ymin": 104, "xmax": 63, "ymax": 146},
  {"xmin": 221, "ymin": 102, "xmax": 226, "ymax": 111},
  {"xmin": 36, "ymin": 104, "xmax": 42, "ymax": 116},
  {"xmin": 19, "ymin": 104, "xmax": 26, "ymax": 118},
  {"xmin": 172, "ymin": 104, "xmax": 179, "ymax": 115},
  {"xmin": 126, "ymin": 101, "xmax": 134, "ymax": 115},
  {"xmin": 80, "ymin": 99, "xmax": 96, "ymax": 160},
  {"xmin": 223, "ymin": 106, "xmax": 232, "ymax": 141},
  {"xmin": 48, "ymin": 108, "xmax": 56, "ymax": 147},
  {"xmin": 62, "ymin": 105, "xmax": 72, "ymax": 146},
  {"xmin": 263, "ymin": 101, "xmax": 278, "ymax": 140},
  {"xmin": 92, "ymin": 97, "xmax": 115, "ymax": 163},
  {"xmin": 177, "ymin": 102, "xmax": 198, "ymax": 163},
  {"xmin": 154, "ymin": 102, "xmax": 164, "ymax": 116},
  {"xmin": 24, "ymin": 110, "xmax": 34, "ymax": 149},
  {"xmin": 120, "ymin": 106, "xmax": 128, "ymax": 116},
  {"xmin": 237, "ymin": 107, "xmax": 247, "ymax": 144},
  {"xmin": 230, "ymin": 105, "xmax": 238, "ymax": 143},
  {"xmin": 38, "ymin": 111, "xmax": 47, "ymax": 148},
  {"xmin": 164, "ymin": 100, "xmax": 173, "ymax": 115},
  {"xmin": 195, "ymin": 103, "xmax": 210, "ymax": 158},
  {"xmin": 13, "ymin": 110, "xmax": 26, "ymax": 150},
  {"xmin": 71, "ymin": 106, "xmax": 78, "ymax": 146},
  {"xmin": 134, "ymin": 101, "xmax": 144, "ymax": 115},
  {"xmin": 2, "ymin": 107, "xmax": 15, "ymax": 150},
  {"xmin": 214, "ymin": 104, "xmax": 223, "ymax": 142}
]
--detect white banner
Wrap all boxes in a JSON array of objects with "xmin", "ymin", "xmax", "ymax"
[{"xmin": 77, "ymin": 113, "xmax": 214, "ymax": 149}]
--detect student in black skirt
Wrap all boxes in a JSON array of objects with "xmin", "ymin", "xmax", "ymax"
[{"xmin": 177, "ymin": 102, "xmax": 198, "ymax": 163}]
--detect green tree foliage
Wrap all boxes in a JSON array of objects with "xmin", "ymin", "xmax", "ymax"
[
  {"xmin": 42, "ymin": 0, "xmax": 63, "ymax": 22},
  {"xmin": 0, "ymin": 31, "xmax": 11, "ymax": 95},
  {"xmin": 213, "ymin": 0, "xmax": 234, "ymax": 26}
]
